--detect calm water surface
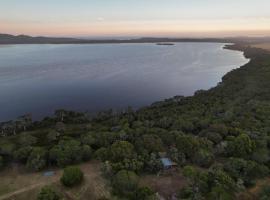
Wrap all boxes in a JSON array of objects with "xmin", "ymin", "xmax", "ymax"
[{"xmin": 0, "ymin": 43, "xmax": 248, "ymax": 121}]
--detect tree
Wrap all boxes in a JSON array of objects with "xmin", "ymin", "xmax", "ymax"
[
  {"xmin": 146, "ymin": 153, "xmax": 162, "ymax": 173},
  {"xmin": 26, "ymin": 147, "xmax": 47, "ymax": 171},
  {"xmin": 227, "ymin": 134, "xmax": 255, "ymax": 159},
  {"xmin": 176, "ymin": 135, "xmax": 200, "ymax": 158},
  {"xmin": 203, "ymin": 131, "xmax": 223, "ymax": 144},
  {"xmin": 132, "ymin": 187, "xmax": 155, "ymax": 200},
  {"xmin": 19, "ymin": 133, "xmax": 37, "ymax": 147},
  {"xmin": 55, "ymin": 109, "xmax": 66, "ymax": 122},
  {"xmin": 258, "ymin": 184, "xmax": 270, "ymax": 200},
  {"xmin": 0, "ymin": 155, "xmax": 3, "ymax": 169},
  {"xmin": 49, "ymin": 139, "xmax": 82, "ymax": 167},
  {"xmin": 110, "ymin": 141, "xmax": 135, "ymax": 162},
  {"xmin": 182, "ymin": 166, "xmax": 209, "ymax": 198},
  {"xmin": 224, "ymin": 158, "xmax": 269, "ymax": 186},
  {"xmin": 207, "ymin": 169, "xmax": 237, "ymax": 197},
  {"xmin": 37, "ymin": 186, "xmax": 60, "ymax": 200},
  {"xmin": 81, "ymin": 134, "xmax": 95, "ymax": 146},
  {"xmin": 55, "ymin": 122, "xmax": 66, "ymax": 133},
  {"xmin": 0, "ymin": 142, "xmax": 15, "ymax": 158},
  {"xmin": 14, "ymin": 146, "xmax": 33, "ymax": 163},
  {"xmin": 208, "ymin": 186, "xmax": 235, "ymax": 200},
  {"xmin": 182, "ymin": 166, "xmax": 237, "ymax": 199},
  {"xmin": 112, "ymin": 170, "xmax": 139, "ymax": 197},
  {"xmin": 142, "ymin": 134, "xmax": 164, "ymax": 153},
  {"xmin": 193, "ymin": 149, "xmax": 214, "ymax": 167},
  {"xmin": 111, "ymin": 158, "xmax": 144, "ymax": 173},
  {"xmin": 169, "ymin": 147, "xmax": 186, "ymax": 165},
  {"xmin": 47, "ymin": 130, "xmax": 60, "ymax": 143},
  {"xmin": 61, "ymin": 166, "xmax": 83, "ymax": 187},
  {"xmin": 81, "ymin": 145, "xmax": 92, "ymax": 161},
  {"xmin": 16, "ymin": 114, "xmax": 32, "ymax": 132},
  {"xmin": 94, "ymin": 147, "xmax": 109, "ymax": 161}
]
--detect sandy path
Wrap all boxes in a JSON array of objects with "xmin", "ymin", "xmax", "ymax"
[{"xmin": 0, "ymin": 182, "xmax": 53, "ymax": 200}]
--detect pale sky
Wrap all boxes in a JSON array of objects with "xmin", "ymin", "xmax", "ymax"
[{"xmin": 1, "ymin": 0, "xmax": 270, "ymax": 37}]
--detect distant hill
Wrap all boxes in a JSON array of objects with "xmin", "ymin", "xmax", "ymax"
[
  {"xmin": 0, "ymin": 34, "xmax": 84, "ymax": 44},
  {"xmin": 1, "ymin": 33, "xmax": 270, "ymax": 44},
  {"xmin": 0, "ymin": 33, "xmax": 229, "ymax": 44}
]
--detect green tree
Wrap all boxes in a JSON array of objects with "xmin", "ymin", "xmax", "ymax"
[
  {"xmin": 26, "ymin": 147, "xmax": 47, "ymax": 171},
  {"xmin": 49, "ymin": 139, "xmax": 82, "ymax": 167},
  {"xmin": 0, "ymin": 155, "xmax": 3, "ymax": 169},
  {"xmin": 132, "ymin": 187, "xmax": 155, "ymax": 200},
  {"xmin": 227, "ymin": 134, "xmax": 255, "ymax": 158},
  {"xmin": 146, "ymin": 153, "xmax": 163, "ymax": 173},
  {"xmin": 81, "ymin": 145, "xmax": 92, "ymax": 161},
  {"xmin": 224, "ymin": 158, "xmax": 269, "ymax": 186},
  {"xmin": 111, "ymin": 158, "xmax": 144, "ymax": 173},
  {"xmin": 94, "ymin": 147, "xmax": 109, "ymax": 161},
  {"xmin": 208, "ymin": 186, "xmax": 234, "ymax": 200},
  {"xmin": 112, "ymin": 170, "xmax": 139, "ymax": 197},
  {"xmin": 110, "ymin": 141, "xmax": 135, "ymax": 162},
  {"xmin": 37, "ymin": 186, "xmax": 60, "ymax": 200},
  {"xmin": 81, "ymin": 134, "xmax": 95, "ymax": 146},
  {"xmin": 142, "ymin": 134, "xmax": 164, "ymax": 153},
  {"xmin": 14, "ymin": 146, "xmax": 33, "ymax": 163},
  {"xmin": 176, "ymin": 135, "xmax": 200, "ymax": 158},
  {"xmin": 193, "ymin": 149, "xmax": 214, "ymax": 167},
  {"xmin": 258, "ymin": 184, "xmax": 270, "ymax": 200},
  {"xmin": 61, "ymin": 166, "xmax": 83, "ymax": 187},
  {"xmin": 47, "ymin": 130, "xmax": 60, "ymax": 143},
  {"xmin": 207, "ymin": 169, "xmax": 237, "ymax": 198},
  {"xmin": 19, "ymin": 133, "xmax": 37, "ymax": 147},
  {"xmin": 182, "ymin": 166, "xmax": 208, "ymax": 198},
  {"xmin": 169, "ymin": 147, "xmax": 186, "ymax": 165}
]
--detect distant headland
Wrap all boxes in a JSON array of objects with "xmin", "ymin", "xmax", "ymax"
[{"xmin": 1, "ymin": 33, "xmax": 270, "ymax": 45}]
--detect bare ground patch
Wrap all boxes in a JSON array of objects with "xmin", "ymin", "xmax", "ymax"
[
  {"xmin": 0, "ymin": 161, "xmax": 110, "ymax": 200},
  {"xmin": 140, "ymin": 170, "xmax": 187, "ymax": 199},
  {"xmin": 252, "ymin": 43, "xmax": 270, "ymax": 51}
]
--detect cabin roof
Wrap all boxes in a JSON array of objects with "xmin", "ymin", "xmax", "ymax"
[{"xmin": 161, "ymin": 158, "xmax": 173, "ymax": 167}]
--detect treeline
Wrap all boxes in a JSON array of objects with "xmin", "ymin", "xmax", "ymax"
[{"xmin": 1, "ymin": 45, "xmax": 270, "ymax": 199}]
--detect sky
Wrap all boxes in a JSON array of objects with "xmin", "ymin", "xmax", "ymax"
[{"xmin": 1, "ymin": 0, "xmax": 270, "ymax": 37}]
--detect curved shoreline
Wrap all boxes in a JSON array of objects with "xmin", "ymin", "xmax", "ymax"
[
  {"xmin": 0, "ymin": 43, "xmax": 258, "ymax": 124},
  {"xmin": 0, "ymin": 43, "xmax": 248, "ymax": 122}
]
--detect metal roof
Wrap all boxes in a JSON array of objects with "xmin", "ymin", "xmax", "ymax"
[{"xmin": 161, "ymin": 158, "xmax": 173, "ymax": 167}]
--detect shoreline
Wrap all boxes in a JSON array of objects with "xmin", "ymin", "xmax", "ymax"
[{"xmin": 0, "ymin": 43, "xmax": 252, "ymax": 124}]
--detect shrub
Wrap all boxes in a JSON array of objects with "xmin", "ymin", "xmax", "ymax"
[
  {"xmin": 132, "ymin": 186, "xmax": 155, "ymax": 200},
  {"xmin": 19, "ymin": 133, "xmax": 37, "ymax": 147},
  {"xmin": 37, "ymin": 186, "xmax": 60, "ymax": 200},
  {"xmin": 258, "ymin": 184, "xmax": 270, "ymax": 200},
  {"xmin": 81, "ymin": 145, "xmax": 92, "ymax": 161},
  {"xmin": 61, "ymin": 166, "xmax": 83, "ymax": 187},
  {"xmin": 49, "ymin": 139, "xmax": 82, "ymax": 167},
  {"xmin": 14, "ymin": 146, "xmax": 33, "ymax": 163},
  {"xmin": 112, "ymin": 170, "xmax": 139, "ymax": 197},
  {"xmin": 94, "ymin": 147, "xmax": 109, "ymax": 161},
  {"xmin": 0, "ymin": 155, "xmax": 3, "ymax": 169},
  {"xmin": 193, "ymin": 149, "xmax": 214, "ymax": 167},
  {"xmin": 110, "ymin": 141, "xmax": 135, "ymax": 162},
  {"xmin": 26, "ymin": 147, "xmax": 47, "ymax": 171}
]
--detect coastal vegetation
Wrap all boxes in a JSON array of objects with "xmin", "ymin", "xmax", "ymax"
[{"xmin": 0, "ymin": 44, "xmax": 270, "ymax": 199}]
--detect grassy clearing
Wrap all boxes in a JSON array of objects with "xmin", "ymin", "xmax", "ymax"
[
  {"xmin": 0, "ymin": 161, "xmax": 110, "ymax": 200},
  {"xmin": 0, "ymin": 164, "xmax": 60, "ymax": 198}
]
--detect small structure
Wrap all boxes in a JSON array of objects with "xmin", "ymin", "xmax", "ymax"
[
  {"xmin": 43, "ymin": 171, "xmax": 55, "ymax": 177},
  {"xmin": 160, "ymin": 158, "xmax": 177, "ymax": 170}
]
